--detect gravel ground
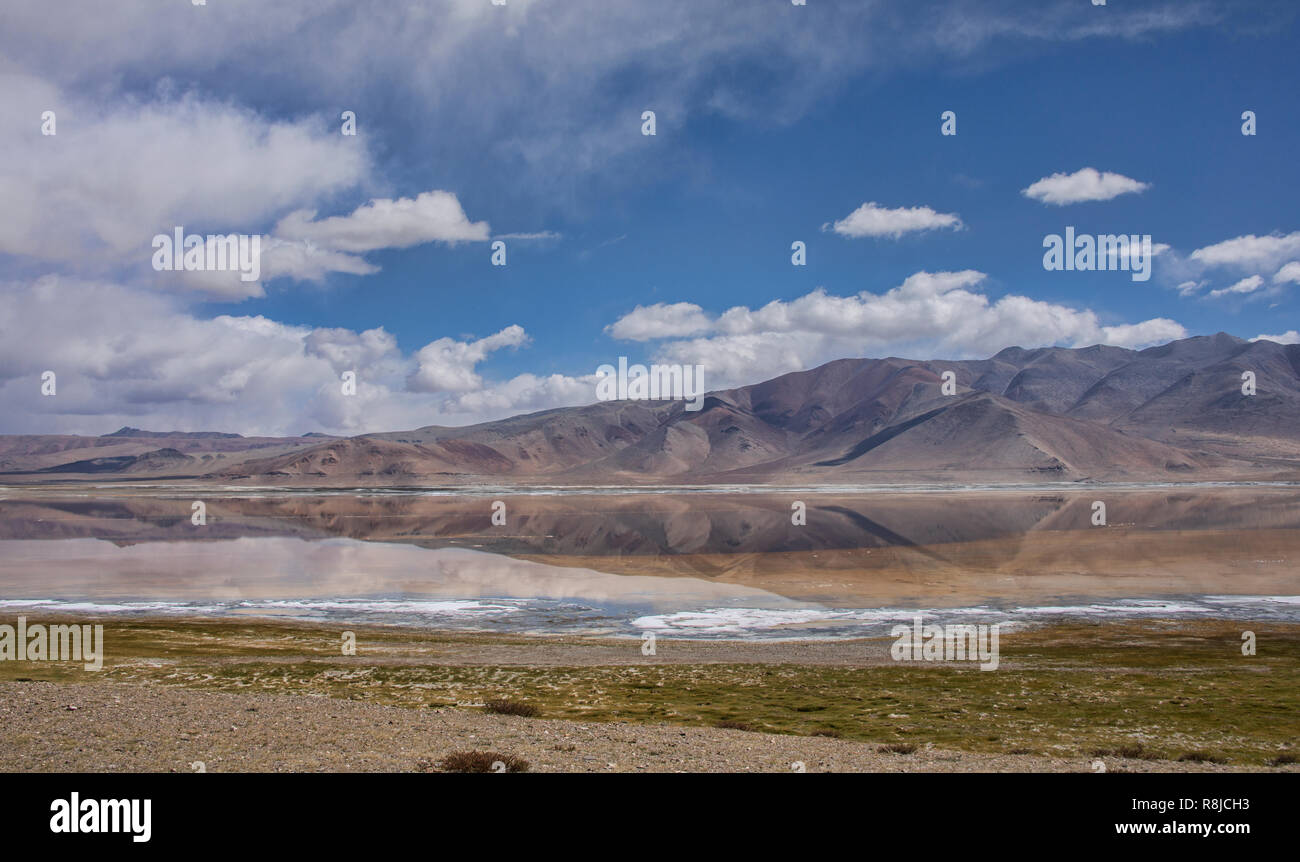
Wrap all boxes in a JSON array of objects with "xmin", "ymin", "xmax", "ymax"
[{"xmin": 2, "ymin": 681, "xmax": 1285, "ymax": 773}]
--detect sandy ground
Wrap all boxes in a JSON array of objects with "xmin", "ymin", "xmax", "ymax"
[{"xmin": 1, "ymin": 680, "xmax": 1289, "ymax": 774}]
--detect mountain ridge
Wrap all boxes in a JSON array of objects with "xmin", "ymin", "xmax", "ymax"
[
  {"xmin": 215, "ymin": 332, "xmax": 1300, "ymax": 485},
  {"xmin": 2, "ymin": 333, "xmax": 1296, "ymax": 484}
]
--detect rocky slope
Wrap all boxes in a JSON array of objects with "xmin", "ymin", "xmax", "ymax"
[
  {"xmin": 3, "ymin": 333, "xmax": 1296, "ymax": 484},
  {"xmin": 217, "ymin": 333, "xmax": 1299, "ymax": 484}
]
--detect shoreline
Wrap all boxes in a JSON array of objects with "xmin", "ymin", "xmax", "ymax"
[
  {"xmin": 1, "ymin": 593, "xmax": 1297, "ymax": 641},
  {"xmin": 4, "ymin": 479, "xmax": 1300, "ymax": 495}
]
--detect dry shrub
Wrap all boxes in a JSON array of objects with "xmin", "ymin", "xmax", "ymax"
[
  {"xmin": 483, "ymin": 699, "xmax": 540, "ymax": 718},
  {"xmin": 713, "ymin": 719, "xmax": 755, "ymax": 732},
  {"xmin": 438, "ymin": 750, "xmax": 531, "ymax": 773}
]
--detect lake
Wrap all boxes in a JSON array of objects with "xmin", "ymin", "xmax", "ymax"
[{"xmin": 1, "ymin": 484, "xmax": 1296, "ymax": 638}]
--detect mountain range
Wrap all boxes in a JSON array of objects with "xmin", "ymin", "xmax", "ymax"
[{"xmin": 3, "ymin": 333, "xmax": 1298, "ymax": 485}]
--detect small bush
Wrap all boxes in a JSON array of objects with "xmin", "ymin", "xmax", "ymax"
[
  {"xmin": 483, "ymin": 699, "xmax": 540, "ymax": 718},
  {"xmin": 438, "ymin": 750, "xmax": 531, "ymax": 773},
  {"xmin": 1176, "ymin": 750, "xmax": 1225, "ymax": 764},
  {"xmin": 1268, "ymin": 753, "xmax": 1298, "ymax": 766},
  {"xmin": 877, "ymin": 743, "xmax": 917, "ymax": 755},
  {"xmin": 713, "ymin": 719, "xmax": 755, "ymax": 732}
]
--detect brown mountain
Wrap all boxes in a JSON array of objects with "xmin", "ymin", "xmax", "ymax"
[
  {"xmin": 0, "ymin": 431, "xmax": 331, "ymax": 477},
  {"xmin": 211, "ymin": 332, "xmax": 1300, "ymax": 485}
]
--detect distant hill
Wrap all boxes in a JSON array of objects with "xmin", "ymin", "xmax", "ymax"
[
  {"xmin": 2, "ymin": 333, "xmax": 1294, "ymax": 484},
  {"xmin": 210, "ymin": 332, "xmax": 1300, "ymax": 485},
  {"xmin": 104, "ymin": 426, "xmax": 243, "ymax": 439},
  {"xmin": 0, "ymin": 431, "xmax": 328, "ymax": 477},
  {"xmin": 38, "ymin": 447, "xmax": 197, "ymax": 474}
]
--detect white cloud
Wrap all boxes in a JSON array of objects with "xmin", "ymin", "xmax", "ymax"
[
  {"xmin": 156, "ymin": 238, "xmax": 382, "ymax": 301},
  {"xmin": 137, "ymin": 190, "xmax": 493, "ymax": 298},
  {"xmin": 643, "ymin": 271, "xmax": 1185, "ymax": 388},
  {"xmin": 0, "ymin": 74, "xmax": 369, "ymax": 268},
  {"xmin": 273, "ymin": 191, "xmax": 490, "ymax": 252},
  {"xmin": 825, "ymin": 202, "xmax": 963, "ymax": 240},
  {"xmin": 259, "ymin": 238, "xmax": 379, "ymax": 284},
  {"xmin": 1104, "ymin": 241, "xmax": 1169, "ymax": 270},
  {"xmin": 0, "ymin": 73, "xmax": 496, "ymax": 300},
  {"xmin": 0, "ymin": 268, "xmax": 1198, "ymax": 435},
  {"xmin": 1021, "ymin": 168, "xmax": 1150, "ymax": 205},
  {"xmin": 492, "ymin": 231, "xmax": 563, "ymax": 241},
  {"xmin": 1253, "ymin": 330, "xmax": 1300, "ymax": 345},
  {"xmin": 0, "ymin": 1, "xmax": 1218, "ymax": 192},
  {"xmin": 406, "ymin": 325, "xmax": 530, "ymax": 394},
  {"xmin": 1208, "ymin": 275, "xmax": 1264, "ymax": 298},
  {"xmin": 1190, "ymin": 232, "xmax": 1300, "ymax": 269},
  {"xmin": 0, "ymin": 276, "xmax": 366, "ymax": 434},
  {"xmin": 1097, "ymin": 319, "xmax": 1187, "ymax": 347},
  {"xmin": 441, "ymin": 372, "xmax": 597, "ymax": 415},
  {"xmin": 606, "ymin": 302, "xmax": 713, "ymax": 341},
  {"xmin": 249, "ymin": 190, "xmax": 492, "ymax": 287},
  {"xmin": 305, "ymin": 327, "xmax": 400, "ymax": 373},
  {"xmin": 1273, "ymin": 261, "xmax": 1300, "ymax": 284},
  {"xmin": 1156, "ymin": 233, "xmax": 1300, "ymax": 300},
  {"xmin": 0, "ymin": 276, "xmax": 590, "ymax": 435}
]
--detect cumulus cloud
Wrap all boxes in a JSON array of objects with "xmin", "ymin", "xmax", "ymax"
[
  {"xmin": 304, "ymin": 327, "xmax": 400, "ymax": 373},
  {"xmin": 1021, "ymin": 168, "xmax": 1150, "ymax": 205},
  {"xmin": 441, "ymin": 373, "xmax": 598, "ymax": 415},
  {"xmin": 0, "ymin": 268, "xmax": 1193, "ymax": 436},
  {"xmin": 139, "ymin": 190, "xmax": 494, "ymax": 298},
  {"xmin": 1105, "ymin": 241, "xmax": 1169, "ymax": 270},
  {"xmin": 825, "ymin": 202, "xmax": 964, "ymax": 240},
  {"xmin": 247, "ymin": 190, "xmax": 493, "ymax": 287},
  {"xmin": 1190, "ymin": 232, "xmax": 1300, "ymax": 270},
  {"xmin": 1273, "ymin": 261, "xmax": 1300, "ymax": 284},
  {"xmin": 1208, "ymin": 275, "xmax": 1265, "ymax": 298},
  {"xmin": 0, "ymin": 276, "xmax": 358, "ymax": 434},
  {"xmin": 1157, "ymin": 232, "xmax": 1299, "ymax": 302},
  {"xmin": 406, "ymin": 325, "xmax": 530, "ymax": 394},
  {"xmin": 0, "ymin": 74, "xmax": 369, "ymax": 269},
  {"xmin": 606, "ymin": 302, "xmax": 713, "ymax": 341},
  {"xmin": 0, "ymin": 276, "xmax": 592, "ymax": 435},
  {"xmin": 258, "ymin": 238, "xmax": 379, "ymax": 284},
  {"xmin": 156, "ymin": 238, "xmax": 383, "ymax": 301},
  {"xmin": 1253, "ymin": 330, "xmax": 1300, "ymax": 345},
  {"xmin": 0, "ymin": 72, "xmax": 498, "ymax": 301},
  {"xmin": 274, "ymin": 191, "xmax": 490, "ymax": 252},
  {"xmin": 638, "ymin": 271, "xmax": 1185, "ymax": 387}
]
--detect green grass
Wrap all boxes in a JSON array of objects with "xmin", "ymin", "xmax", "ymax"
[{"xmin": 3, "ymin": 617, "xmax": 1297, "ymax": 766}]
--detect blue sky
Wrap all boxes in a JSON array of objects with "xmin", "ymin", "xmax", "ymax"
[{"xmin": 1, "ymin": 0, "xmax": 1297, "ymax": 435}]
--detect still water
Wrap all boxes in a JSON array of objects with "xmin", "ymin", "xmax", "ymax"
[{"xmin": 1, "ymin": 486, "xmax": 1296, "ymax": 638}]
